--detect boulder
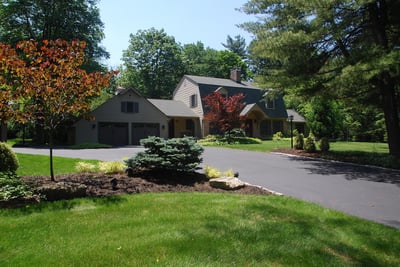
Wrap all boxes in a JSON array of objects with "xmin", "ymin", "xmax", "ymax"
[
  {"xmin": 209, "ymin": 177, "xmax": 245, "ymax": 190},
  {"xmin": 37, "ymin": 182, "xmax": 87, "ymax": 201}
]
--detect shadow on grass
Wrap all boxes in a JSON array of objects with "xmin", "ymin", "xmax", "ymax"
[
  {"xmin": 1, "ymin": 195, "xmax": 126, "ymax": 216},
  {"xmin": 288, "ymin": 156, "xmax": 400, "ymax": 185},
  {"xmin": 162, "ymin": 197, "xmax": 398, "ymax": 266}
]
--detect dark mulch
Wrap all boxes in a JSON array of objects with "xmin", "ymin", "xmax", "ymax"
[{"xmin": 21, "ymin": 171, "xmax": 272, "ymax": 199}]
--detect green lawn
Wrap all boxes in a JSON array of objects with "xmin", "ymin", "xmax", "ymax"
[
  {"xmin": 1, "ymin": 193, "xmax": 399, "ymax": 266},
  {"xmin": 204, "ymin": 139, "xmax": 398, "ymax": 168},
  {"xmin": 16, "ymin": 153, "xmax": 99, "ymax": 176},
  {"xmin": 206, "ymin": 139, "xmax": 389, "ymax": 153},
  {"xmin": 4, "ymin": 147, "xmax": 399, "ymax": 266},
  {"xmin": 330, "ymin": 141, "xmax": 389, "ymax": 153}
]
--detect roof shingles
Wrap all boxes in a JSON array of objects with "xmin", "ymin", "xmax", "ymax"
[{"xmin": 184, "ymin": 75, "xmax": 287, "ymax": 119}]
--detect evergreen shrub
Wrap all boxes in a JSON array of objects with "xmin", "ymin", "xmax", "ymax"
[
  {"xmin": 125, "ymin": 136, "xmax": 204, "ymax": 172},
  {"xmin": 294, "ymin": 133, "xmax": 304, "ymax": 150},
  {"xmin": 0, "ymin": 142, "xmax": 19, "ymax": 173},
  {"xmin": 319, "ymin": 137, "xmax": 330, "ymax": 152},
  {"xmin": 304, "ymin": 136, "xmax": 317, "ymax": 153}
]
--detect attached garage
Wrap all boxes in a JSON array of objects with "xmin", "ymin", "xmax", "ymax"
[
  {"xmin": 132, "ymin": 123, "xmax": 160, "ymax": 145},
  {"xmin": 98, "ymin": 122, "xmax": 129, "ymax": 146}
]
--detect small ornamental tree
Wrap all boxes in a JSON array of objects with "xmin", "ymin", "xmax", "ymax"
[
  {"xmin": 203, "ymin": 92, "xmax": 246, "ymax": 135},
  {"xmin": 0, "ymin": 43, "xmax": 25, "ymax": 142},
  {"xmin": 1, "ymin": 39, "xmax": 116, "ymax": 181}
]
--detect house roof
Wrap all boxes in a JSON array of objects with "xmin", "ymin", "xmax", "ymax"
[
  {"xmin": 287, "ymin": 109, "xmax": 306, "ymax": 123},
  {"xmin": 181, "ymin": 75, "xmax": 287, "ymax": 119},
  {"xmin": 184, "ymin": 75, "xmax": 260, "ymax": 90},
  {"xmin": 148, "ymin": 99, "xmax": 199, "ymax": 118}
]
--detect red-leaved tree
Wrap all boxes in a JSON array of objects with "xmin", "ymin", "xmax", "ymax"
[
  {"xmin": 203, "ymin": 91, "xmax": 246, "ymax": 134},
  {"xmin": 0, "ymin": 39, "xmax": 116, "ymax": 181}
]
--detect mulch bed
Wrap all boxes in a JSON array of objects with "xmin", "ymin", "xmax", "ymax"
[{"xmin": 19, "ymin": 170, "xmax": 271, "ymax": 200}]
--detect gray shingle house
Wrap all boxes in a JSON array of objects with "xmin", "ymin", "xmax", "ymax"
[
  {"xmin": 173, "ymin": 70, "xmax": 288, "ymax": 139},
  {"xmin": 72, "ymin": 70, "xmax": 296, "ymax": 146}
]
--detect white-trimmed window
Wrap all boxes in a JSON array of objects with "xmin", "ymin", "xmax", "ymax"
[
  {"xmin": 190, "ymin": 94, "xmax": 198, "ymax": 108},
  {"xmin": 121, "ymin": 101, "xmax": 139, "ymax": 113}
]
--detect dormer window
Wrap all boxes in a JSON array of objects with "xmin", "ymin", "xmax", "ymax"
[
  {"xmin": 266, "ymin": 99, "xmax": 275, "ymax": 109},
  {"xmin": 121, "ymin": 101, "xmax": 139, "ymax": 113},
  {"xmin": 190, "ymin": 94, "xmax": 198, "ymax": 108},
  {"xmin": 215, "ymin": 87, "xmax": 228, "ymax": 98}
]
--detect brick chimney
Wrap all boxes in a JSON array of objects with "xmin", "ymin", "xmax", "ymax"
[{"xmin": 230, "ymin": 69, "xmax": 241, "ymax": 83}]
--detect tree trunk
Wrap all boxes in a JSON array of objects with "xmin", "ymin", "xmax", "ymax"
[
  {"xmin": 0, "ymin": 122, "xmax": 7, "ymax": 142},
  {"xmin": 380, "ymin": 77, "xmax": 400, "ymax": 157},
  {"xmin": 49, "ymin": 131, "xmax": 55, "ymax": 181}
]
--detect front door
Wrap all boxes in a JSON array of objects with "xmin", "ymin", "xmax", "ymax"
[{"xmin": 245, "ymin": 119, "xmax": 253, "ymax": 137}]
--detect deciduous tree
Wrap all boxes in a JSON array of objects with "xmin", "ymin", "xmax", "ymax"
[
  {"xmin": 120, "ymin": 28, "xmax": 184, "ymax": 99},
  {"xmin": 203, "ymin": 92, "xmax": 246, "ymax": 134},
  {"xmin": 0, "ymin": 0, "xmax": 108, "ymax": 71},
  {"xmin": 1, "ymin": 39, "xmax": 115, "ymax": 181}
]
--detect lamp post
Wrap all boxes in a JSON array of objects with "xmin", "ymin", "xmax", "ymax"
[{"xmin": 288, "ymin": 115, "xmax": 294, "ymax": 149}]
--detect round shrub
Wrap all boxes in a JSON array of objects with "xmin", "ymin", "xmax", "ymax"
[
  {"xmin": 304, "ymin": 136, "xmax": 316, "ymax": 153},
  {"xmin": 294, "ymin": 133, "xmax": 304, "ymax": 150},
  {"xmin": 0, "ymin": 142, "xmax": 19, "ymax": 173},
  {"xmin": 319, "ymin": 137, "xmax": 330, "ymax": 152}
]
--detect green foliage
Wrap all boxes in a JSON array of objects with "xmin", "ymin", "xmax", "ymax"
[
  {"xmin": 240, "ymin": 0, "xmax": 400, "ymax": 156},
  {"xmin": 0, "ymin": 142, "xmax": 19, "ymax": 173},
  {"xmin": 0, "ymin": 0, "xmax": 108, "ymax": 71},
  {"xmin": 120, "ymin": 28, "xmax": 184, "ymax": 98},
  {"xmin": 198, "ymin": 135, "xmax": 262, "ymax": 146},
  {"xmin": 0, "ymin": 172, "xmax": 32, "ymax": 200},
  {"xmin": 181, "ymin": 41, "xmax": 250, "ymax": 80},
  {"xmin": 319, "ymin": 137, "xmax": 330, "ymax": 153},
  {"xmin": 294, "ymin": 133, "xmax": 304, "ymax": 150},
  {"xmin": 273, "ymin": 131, "xmax": 284, "ymax": 141},
  {"xmin": 225, "ymin": 128, "xmax": 246, "ymax": 138},
  {"xmin": 222, "ymin": 35, "xmax": 248, "ymax": 59},
  {"xmin": 302, "ymin": 97, "xmax": 344, "ymax": 139},
  {"xmin": 125, "ymin": 136, "xmax": 204, "ymax": 172},
  {"xmin": 304, "ymin": 136, "xmax": 316, "ymax": 153}
]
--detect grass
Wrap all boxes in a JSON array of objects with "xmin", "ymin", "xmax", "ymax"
[
  {"xmin": 16, "ymin": 153, "xmax": 99, "ymax": 176},
  {"xmin": 330, "ymin": 141, "xmax": 389, "ymax": 153},
  {"xmin": 1, "ymin": 193, "xmax": 399, "ymax": 266},
  {"xmin": 202, "ymin": 138, "xmax": 292, "ymax": 152}
]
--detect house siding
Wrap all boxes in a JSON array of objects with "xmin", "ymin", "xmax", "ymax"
[
  {"xmin": 173, "ymin": 75, "xmax": 290, "ymax": 139},
  {"xmin": 75, "ymin": 90, "xmax": 169, "ymax": 145},
  {"xmin": 173, "ymin": 77, "xmax": 204, "ymax": 137},
  {"xmin": 173, "ymin": 78, "xmax": 203, "ymax": 117}
]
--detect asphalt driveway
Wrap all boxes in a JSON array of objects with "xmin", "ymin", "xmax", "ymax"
[{"xmin": 13, "ymin": 146, "xmax": 400, "ymax": 228}]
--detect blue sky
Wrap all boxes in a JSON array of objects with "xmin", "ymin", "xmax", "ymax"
[{"xmin": 98, "ymin": 0, "xmax": 254, "ymax": 68}]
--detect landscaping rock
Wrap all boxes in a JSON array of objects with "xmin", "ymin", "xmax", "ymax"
[
  {"xmin": 209, "ymin": 177, "xmax": 246, "ymax": 190},
  {"xmin": 37, "ymin": 182, "xmax": 87, "ymax": 201}
]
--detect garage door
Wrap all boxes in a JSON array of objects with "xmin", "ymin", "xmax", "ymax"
[
  {"xmin": 98, "ymin": 122, "xmax": 129, "ymax": 146},
  {"xmin": 132, "ymin": 123, "xmax": 160, "ymax": 145}
]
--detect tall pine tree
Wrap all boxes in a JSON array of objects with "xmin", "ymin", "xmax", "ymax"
[{"xmin": 240, "ymin": 0, "xmax": 400, "ymax": 156}]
